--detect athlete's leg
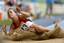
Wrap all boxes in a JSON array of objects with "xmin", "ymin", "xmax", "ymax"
[{"xmin": 30, "ymin": 24, "xmax": 49, "ymax": 33}]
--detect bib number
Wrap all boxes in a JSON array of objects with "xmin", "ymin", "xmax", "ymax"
[{"xmin": 21, "ymin": 24, "xmax": 28, "ymax": 30}]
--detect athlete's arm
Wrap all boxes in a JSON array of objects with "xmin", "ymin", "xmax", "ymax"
[{"xmin": 20, "ymin": 11, "xmax": 30, "ymax": 17}]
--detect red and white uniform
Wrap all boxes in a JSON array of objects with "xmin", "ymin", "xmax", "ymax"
[{"xmin": 19, "ymin": 16, "xmax": 33, "ymax": 27}]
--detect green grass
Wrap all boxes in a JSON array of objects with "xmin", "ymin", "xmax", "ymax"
[
  {"xmin": 0, "ymin": 20, "xmax": 12, "ymax": 26},
  {"xmin": 49, "ymin": 14, "xmax": 63, "ymax": 16}
]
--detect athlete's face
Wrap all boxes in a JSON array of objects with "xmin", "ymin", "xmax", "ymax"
[{"xmin": 8, "ymin": 9, "xmax": 16, "ymax": 18}]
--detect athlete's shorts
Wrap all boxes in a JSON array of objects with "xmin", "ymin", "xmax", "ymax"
[
  {"xmin": 25, "ymin": 21, "xmax": 33, "ymax": 27},
  {"xmin": 20, "ymin": 21, "xmax": 33, "ymax": 30}
]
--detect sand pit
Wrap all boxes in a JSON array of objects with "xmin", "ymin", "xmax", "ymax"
[
  {"xmin": 2, "ymin": 38, "xmax": 64, "ymax": 43},
  {"xmin": 1, "ymin": 32, "xmax": 64, "ymax": 43},
  {"xmin": 0, "ymin": 31, "xmax": 64, "ymax": 43},
  {"xmin": 1, "ymin": 25, "xmax": 64, "ymax": 43},
  {"xmin": 0, "ymin": 32, "xmax": 63, "ymax": 43}
]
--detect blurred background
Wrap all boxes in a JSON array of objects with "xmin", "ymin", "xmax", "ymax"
[{"xmin": 0, "ymin": 0, "xmax": 64, "ymax": 30}]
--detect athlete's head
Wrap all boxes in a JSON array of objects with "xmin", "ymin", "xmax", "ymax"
[{"xmin": 8, "ymin": 8, "xmax": 16, "ymax": 19}]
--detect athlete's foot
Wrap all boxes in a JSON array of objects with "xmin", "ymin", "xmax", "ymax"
[{"xmin": 40, "ymin": 24, "xmax": 61, "ymax": 39}]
